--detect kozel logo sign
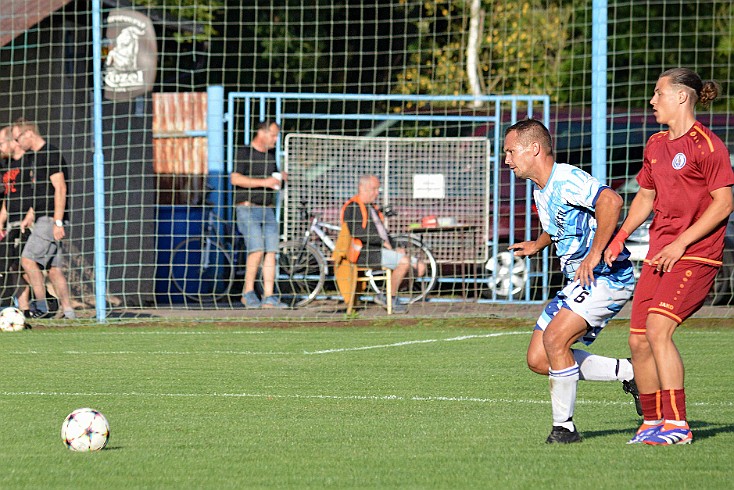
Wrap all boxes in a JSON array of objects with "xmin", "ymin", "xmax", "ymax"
[{"xmin": 104, "ymin": 10, "xmax": 157, "ymax": 100}]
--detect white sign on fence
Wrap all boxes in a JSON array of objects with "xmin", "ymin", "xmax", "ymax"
[{"xmin": 413, "ymin": 174, "xmax": 445, "ymax": 199}]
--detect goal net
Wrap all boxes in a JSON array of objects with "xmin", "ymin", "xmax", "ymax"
[
  {"xmin": 283, "ymin": 134, "xmax": 491, "ymax": 265},
  {"xmin": 0, "ymin": 1, "xmax": 732, "ymax": 319}
]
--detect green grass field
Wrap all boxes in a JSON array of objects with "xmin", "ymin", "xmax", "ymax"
[{"xmin": 1, "ymin": 317, "xmax": 733, "ymax": 488}]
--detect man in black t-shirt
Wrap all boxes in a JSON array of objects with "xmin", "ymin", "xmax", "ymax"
[
  {"xmin": 0, "ymin": 126, "xmax": 35, "ymax": 309},
  {"xmin": 0, "ymin": 127, "xmax": 35, "ymax": 228},
  {"xmin": 11, "ymin": 120, "xmax": 75, "ymax": 319},
  {"xmin": 230, "ymin": 121, "xmax": 288, "ymax": 309}
]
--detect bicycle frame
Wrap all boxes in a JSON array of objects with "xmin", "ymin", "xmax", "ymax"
[
  {"xmin": 308, "ymin": 217, "xmax": 338, "ymax": 252},
  {"xmin": 198, "ymin": 210, "xmax": 220, "ymax": 271}
]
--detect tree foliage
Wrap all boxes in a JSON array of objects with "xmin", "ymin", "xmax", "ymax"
[
  {"xmin": 604, "ymin": 1, "xmax": 733, "ymax": 108},
  {"xmin": 392, "ymin": 1, "xmax": 576, "ymax": 105},
  {"xmin": 391, "ymin": 0, "xmax": 733, "ymax": 109},
  {"xmin": 130, "ymin": 0, "xmax": 224, "ymax": 43},
  {"xmin": 132, "ymin": 0, "xmax": 733, "ymax": 110}
]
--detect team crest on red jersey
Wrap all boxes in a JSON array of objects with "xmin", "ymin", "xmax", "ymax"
[{"xmin": 672, "ymin": 152, "xmax": 686, "ymax": 170}]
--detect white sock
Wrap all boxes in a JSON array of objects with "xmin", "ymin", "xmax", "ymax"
[
  {"xmin": 572, "ymin": 349, "xmax": 633, "ymax": 381},
  {"xmin": 549, "ymin": 363, "xmax": 579, "ymax": 430}
]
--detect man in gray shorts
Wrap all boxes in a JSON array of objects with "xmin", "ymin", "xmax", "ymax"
[{"xmin": 11, "ymin": 120, "xmax": 75, "ymax": 319}]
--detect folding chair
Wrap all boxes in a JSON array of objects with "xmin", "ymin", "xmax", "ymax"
[
  {"xmin": 332, "ymin": 225, "xmax": 391, "ymax": 314},
  {"xmin": 335, "ymin": 261, "xmax": 391, "ymax": 314}
]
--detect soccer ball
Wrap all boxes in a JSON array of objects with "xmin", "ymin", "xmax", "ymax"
[
  {"xmin": 61, "ymin": 408, "xmax": 110, "ymax": 451},
  {"xmin": 0, "ymin": 307, "xmax": 26, "ymax": 332}
]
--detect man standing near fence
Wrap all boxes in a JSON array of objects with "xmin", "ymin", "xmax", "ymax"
[
  {"xmin": 8, "ymin": 120, "xmax": 75, "ymax": 319},
  {"xmin": 504, "ymin": 119, "xmax": 639, "ymax": 444},
  {"xmin": 230, "ymin": 121, "xmax": 288, "ymax": 309}
]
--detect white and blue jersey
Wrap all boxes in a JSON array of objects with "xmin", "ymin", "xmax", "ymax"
[
  {"xmin": 533, "ymin": 163, "xmax": 635, "ymax": 343},
  {"xmin": 533, "ymin": 163, "xmax": 631, "ymax": 281}
]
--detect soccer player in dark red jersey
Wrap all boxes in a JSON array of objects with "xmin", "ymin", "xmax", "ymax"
[{"xmin": 605, "ymin": 68, "xmax": 734, "ymax": 445}]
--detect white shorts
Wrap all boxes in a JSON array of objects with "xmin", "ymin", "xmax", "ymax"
[{"xmin": 534, "ymin": 276, "xmax": 634, "ymax": 346}]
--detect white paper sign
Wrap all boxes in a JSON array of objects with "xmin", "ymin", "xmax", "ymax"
[{"xmin": 413, "ymin": 174, "xmax": 445, "ymax": 199}]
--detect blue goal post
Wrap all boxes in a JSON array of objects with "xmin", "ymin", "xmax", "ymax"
[{"xmin": 220, "ymin": 92, "xmax": 552, "ymax": 303}]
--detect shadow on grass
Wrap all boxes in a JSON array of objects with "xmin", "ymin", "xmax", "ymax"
[
  {"xmin": 688, "ymin": 420, "xmax": 734, "ymax": 441},
  {"xmin": 578, "ymin": 427, "xmax": 632, "ymax": 440},
  {"xmin": 581, "ymin": 420, "xmax": 734, "ymax": 442}
]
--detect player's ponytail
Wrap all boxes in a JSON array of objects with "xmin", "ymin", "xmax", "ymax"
[{"xmin": 698, "ymin": 80, "xmax": 721, "ymax": 108}]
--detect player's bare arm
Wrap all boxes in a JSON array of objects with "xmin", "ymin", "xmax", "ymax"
[
  {"xmin": 652, "ymin": 186, "xmax": 734, "ymax": 272},
  {"xmin": 509, "ymin": 231, "xmax": 552, "ymax": 257},
  {"xmin": 575, "ymin": 188, "xmax": 623, "ymax": 286},
  {"xmin": 604, "ymin": 187, "xmax": 655, "ymax": 266}
]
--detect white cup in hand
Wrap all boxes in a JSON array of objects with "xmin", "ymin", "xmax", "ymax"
[{"xmin": 271, "ymin": 172, "xmax": 282, "ymax": 190}]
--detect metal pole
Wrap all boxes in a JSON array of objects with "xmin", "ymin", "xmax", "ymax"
[
  {"xmin": 92, "ymin": 0, "xmax": 107, "ymax": 320},
  {"xmin": 591, "ymin": 0, "xmax": 608, "ymax": 183},
  {"xmin": 207, "ymin": 85, "xmax": 225, "ymax": 220}
]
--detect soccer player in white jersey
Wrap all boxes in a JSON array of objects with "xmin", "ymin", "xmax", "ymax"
[{"xmin": 504, "ymin": 119, "xmax": 637, "ymax": 443}]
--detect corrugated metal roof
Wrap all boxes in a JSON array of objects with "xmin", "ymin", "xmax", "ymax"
[
  {"xmin": 152, "ymin": 92, "xmax": 208, "ymax": 175},
  {"xmin": 0, "ymin": 0, "xmax": 74, "ymax": 47}
]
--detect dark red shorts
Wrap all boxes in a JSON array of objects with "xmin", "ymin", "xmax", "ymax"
[{"xmin": 630, "ymin": 261, "xmax": 720, "ymax": 334}]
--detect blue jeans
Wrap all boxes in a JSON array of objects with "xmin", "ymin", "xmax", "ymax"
[{"xmin": 235, "ymin": 206, "xmax": 279, "ymax": 253}]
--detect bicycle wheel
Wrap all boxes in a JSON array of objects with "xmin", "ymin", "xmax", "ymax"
[
  {"xmin": 276, "ymin": 240, "xmax": 326, "ymax": 307},
  {"xmin": 369, "ymin": 234, "xmax": 438, "ymax": 304},
  {"xmin": 170, "ymin": 237, "xmax": 233, "ymax": 303}
]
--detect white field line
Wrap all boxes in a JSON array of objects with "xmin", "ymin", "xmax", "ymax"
[
  {"xmin": 3, "ymin": 331, "xmax": 529, "ymax": 357},
  {"xmin": 303, "ymin": 331, "xmax": 528, "ymax": 355},
  {"xmin": 1, "ymin": 390, "xmax": 731, "ymax": 408},
  {"xmin": 63, "ymin": 350, "xmax": 291, "ymax": 355},
  {"xmin": 4, "ymin": 350, "xmax": 291, "ymax": 355},
  {"xmin": 92, "ymin": 331, "xmax": 270, "ymax": 335}
]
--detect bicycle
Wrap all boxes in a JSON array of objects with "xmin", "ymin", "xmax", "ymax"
[
  {"xmin": 168, "ymin": 206, "xmax": 243, "ymax": 303},
  {"xmin": 276, "ymin": 203, "xmax": 438, "ymax": 307}
]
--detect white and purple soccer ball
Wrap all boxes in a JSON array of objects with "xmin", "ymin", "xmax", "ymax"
[
  {"xmin": 61, "ymin": 408, "xmax": 110, "ymax": 451},
  {"xmin": 0, "ymin": 307, "xmax": 26, "ymax": 332}
]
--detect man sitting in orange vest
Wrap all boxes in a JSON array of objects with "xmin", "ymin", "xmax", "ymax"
[{"xmin": 340, "ymin": 174, "xmax": 425, "ymax": 313}]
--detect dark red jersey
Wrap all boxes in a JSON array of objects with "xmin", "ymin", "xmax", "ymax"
[{"xmin": 637, "ymin": 121, "xmax": 734, "ymax": 264}]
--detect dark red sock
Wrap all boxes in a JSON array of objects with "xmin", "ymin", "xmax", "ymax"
[
  {"xmin": 640, "ymin": 391, "xmax": 661, "ymax": 421},
  {"xmin": 662, "ymin": 388, "xmax": 687, "ymax": 421}
]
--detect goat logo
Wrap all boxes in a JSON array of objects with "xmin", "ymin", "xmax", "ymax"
[{"xmin": 104, "ymin": 10, "xmax": 158, "ymax": 100}]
